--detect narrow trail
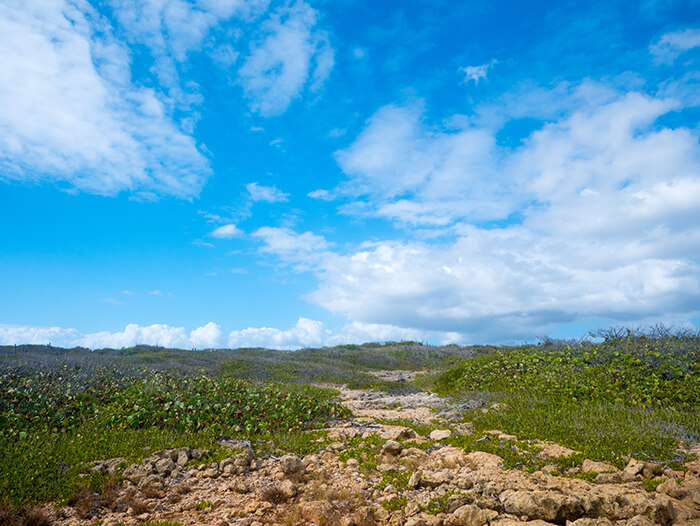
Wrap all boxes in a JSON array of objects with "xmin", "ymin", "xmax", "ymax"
[{"xmin": 48, "ymin": 374, "xmax": 700, "ymax": 526}]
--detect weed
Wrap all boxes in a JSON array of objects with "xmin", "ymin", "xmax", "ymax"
[
  {"xmin": 196, "ymin": 500, "xmax": 213, "ymax": 511},
  {"xmin": 643, "ymin": 479, "xmax": 664, "ymax": 492},
  {"xmin": 375, "ymin": 471, "xmax": 410, "ymax": 491},
  {"xmin": 381, "ymin": 495, "xmax": 408, "ymax": 511},
  {"xmin": 338, "ymin": 434, "xmax": 384, "ymax": 472}
]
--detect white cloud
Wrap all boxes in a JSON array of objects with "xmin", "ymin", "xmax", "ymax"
[
  {"xmin": 271, "ymin": 80, "xmax": 700, "ymax": 342},
  {"xmin": 650, "ymin": 28, "xmax": 700, "ymax": 63},
  {"xmin": 0, "ymin": 326, "xmax": 81, "ymax": 346},
  {"xmin": 227, "ymin": 317, "xmax": 424, "ymax": 350},
  {"xmin": 0, "ymin": 322, "xmax": 223, "ymax": 349},
  {"xmin": 308, "ymin": 189, "xmax": 334, "ymax": 201},
  {"xmin": 238, "ymin": 0, "xmax": 333, "ymax": 116},
  {"xmin": 459, "ymin": 60, "xmax": 497, "ymax": 85},
  {"xmin": 150, "ymin": 290, "xmax": 164, "ymax": 296},
  {"xmin": 228, "ymin": 317, "xmax": 325, "ymax": 349},
  {"xmin": 335, "ymin": 101, "xmax": 510, "ymax": 225},
  {"xmin": 122, "ymin": 289, "xmax": 135, "ymax": 295},
  {"xmin": 253, "ymin": 226, "xmax": 332, "ymax": 269},
  {"xmin": 210, "ymin": 223, "xmax": 242, "ymax": 238},
  {"xmin": 0, "ymin": 0, "xmax": 211, "ymax": 198},
  {"xmin": 246, "ymin": 182, "xmax": 289, "ymax": 202},
  {"xmin": 189, "ymin": 321, "xmax": 223, "ymax": 348},
  {"xmin": 106, "ymin": 0, "xmax": 268, "ymax": 96}
]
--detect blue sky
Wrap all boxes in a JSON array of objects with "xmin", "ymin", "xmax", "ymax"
[{"xmin": 1, "ymin": 0, "xmax": 699, "ymax": 349}]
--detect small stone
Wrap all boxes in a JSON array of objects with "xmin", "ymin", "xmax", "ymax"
[
  {"xmin": 465, "ymin": 451, "xmax": 502, "ymax": 470},
  {"xmin": 581, "ymin": 459, "xmax": 618, "ymax": 473},
  {"xmin": 122, "ymin": 463, "xmax": 154, "ymax": 484},
  {"xmin": 382, "ymin": 440, "xmax": 403, "ymax": 456},
  {"xmin": 641, "ymin": 462, "xmax": 663, "ymax": 479},
  {"xmin": 449, "ymin": 505, "xmax": 498, "ymax": 526},
  {"xmin": 656, "ymin": 478, "xmax": 687, "ymax": 499},
  {"xmin": 155, "ymin": 458, "xmax": 176, "ymax": 476},
  {"xmin": 279, "ymin": 454, "xmax": 304, "ymax": 474},
  {"xmin": 408, "ymin": 471, "xmax": 421, "ymax": 489},
  {"xmin": 429, "ymin": 429, "xmax": 452, "ymax": 441},
  {"xmin": 623, "ymin": 459, "xmax": 645, "ymax": 476},
  {"xmin": 191, "ymin": 448, "xmax": 210, "ymax": 460},
  {"xmin": 202, "ymin": 467, "xmax": 219, "ymax": 478},
  {"xmin": 176, "ymin": 450, "xmax": 190, "ymax": 466},
  {"xmin": 626, "ymin": 515, "xmax": 655, "ymax": 526},
  {"xmin": 138, "ymin": 473, "xmax": 164, "ymax": 491},
  {"xmin": 279, "ymin": 479, "xmax": 297, "ymax": 498}
]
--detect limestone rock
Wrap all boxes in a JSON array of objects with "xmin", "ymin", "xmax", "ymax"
[
  {"xmin": 465, "ymin": 451, "xmax": 503, "ymax": 470},
  {"xmin": 581, "ymin": 459, "xmax": 618, "ymax": 473},
  {"xmin": 155, "ymin": 458, "xmax": 176, "ymax": 476},
  {"xmin": 382, "ymin": 440, "xmax": 403, "ymax": 456},
  {"xmin": 447, "ymin": 504, "xmax": 498, "ymax": 526},
  {"xmin": 279, "ymin": 454, "xmax": 304, "ymax": 475},
  {"xmin": 380, "ymin": 425, "xmax": 419, "ymax": 440},
  {"xmin": 500, "ymin": 489, "xmax": 585, "ymax": 523},
  {"xmin": 122, "ymin": 463, "xmax": 154, "ymax": 484},
  {"xmin": 430, "ymin": 429, "xmax": 452, "ymax": 441}
]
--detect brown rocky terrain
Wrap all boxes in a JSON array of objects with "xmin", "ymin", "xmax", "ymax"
[{"xmin": 40, "ymin": 378, "xmax": 700, "ymax": 526}]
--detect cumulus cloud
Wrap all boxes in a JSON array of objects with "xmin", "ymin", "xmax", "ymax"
[
  {"xmin": 246, "ymin": 182, "xmax": 289, "ymax": 202},
  {"xmin": 227, "ymin": 317, "xmax": 425, "ymax": 350},
  {"xmin": 0, "ymin": 322, "xmax": 223, "ymax": 349},
  {"xmin": 210, "ymin": 224, "xmax": 242, "ymax": 238},
  {"xmin": 650, "ymin": 28, "xmax": 700, "ymax": 63},
  {"xmin": 0, "ymin": 0, "xmax": 211, "ymax": 198},
  {"xmin": 258, "ymin": 80, "xmax": 700, "ymax": 342},
  {"xmin": 238, "ymin": 0, "xmax": 333, "ymax": 116}
]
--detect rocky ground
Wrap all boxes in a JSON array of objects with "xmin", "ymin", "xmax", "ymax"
[{"xmin": 42, "ymin": 376, "xmax": 700, "ymax": 526}]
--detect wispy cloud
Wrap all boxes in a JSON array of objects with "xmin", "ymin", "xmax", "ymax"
[
  {"xmin": 650, "ymin": 27, "xmax": 700, "ymax": 63},
  {"xmin": 246, "ymin": 182, "xmax": 289, "ymax": 202},
  {"xmin": 238, "ymin": 0, "xmax": 333, "ymax": 116},
  {"xmin": 459, "ymin": 59, "xmax": 497, "ymax": 85},
  {"xmin": 0, "ymin": 0, "xmax": 211, "ymax": 198},
  {"xmin": 307, "ymin": 189, "xmax": 334, "ymax": 201},
  {"xmin": 122, "ymin": 289, "xmax": 135, "ymax": 296}
]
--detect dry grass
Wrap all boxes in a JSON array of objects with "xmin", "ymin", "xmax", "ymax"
[
  {"xmin": 261, "ymin": 486, "xmax": 290, "ymax": 505},
  {"xmin": 121, "ymin": 488, "xmax": 151, "ymax": 516},
  {"xmin": 0, "ymin": 503, "xmax": 51, "ymax": 526}
]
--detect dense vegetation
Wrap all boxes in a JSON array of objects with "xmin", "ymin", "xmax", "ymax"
[
  {"xmin": 434, "ymin": 328, "xmax": 700, "ymax": 467},
  {"xmin": 0, "ymin": 341, "xmax": 480, "ymax": 392},
  {"xmin": 0, "ymin": 366, "xmax": 347, "ymax": 505}
]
